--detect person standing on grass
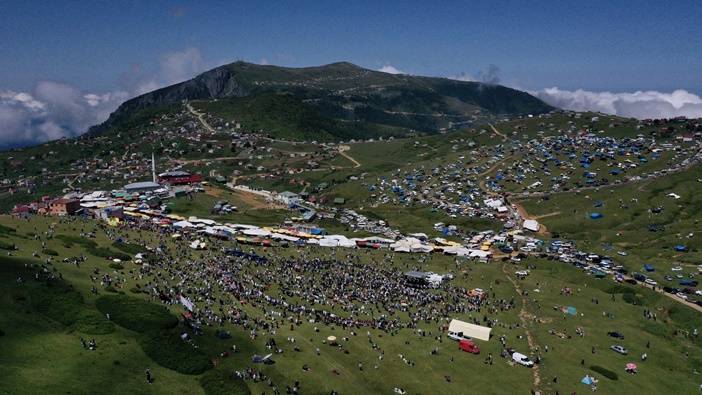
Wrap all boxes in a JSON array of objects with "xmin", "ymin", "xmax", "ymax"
[{"xmin": 146, "ymin": 368, "xmax": 153, "ymax": 384}]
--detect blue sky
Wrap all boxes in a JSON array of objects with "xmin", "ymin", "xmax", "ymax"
[
  {"xmin": 1, "ymin": 0, "xmax": 700, "ymax": 93},
  {"xmin": 1, "ymin": 1, "xmax": 702, "ymax": 147}
]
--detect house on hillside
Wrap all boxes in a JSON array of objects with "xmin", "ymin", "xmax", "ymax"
[
  {"xmin": 49, "ymin": 198, "xmax": 80, "ymax": 216},
  {"xmin": 277, "ymin": 191, "xmax": 301, "ymax": 205}
]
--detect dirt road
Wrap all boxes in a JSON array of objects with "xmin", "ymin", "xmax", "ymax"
[
  {"xmin": 489, "ymin": 123, "xmax": 508, "ymax": 142},
  {"xmin": 338, "ymin": 145, "xmax": 361, "ymax": 168},
  {"xmin": 186, "ymin": 102, "xmax": 216, "ymax": 132}
]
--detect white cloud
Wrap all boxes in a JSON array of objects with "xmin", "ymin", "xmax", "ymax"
[
  {"xmin": 0, "ymin": 47, "xmax": 210, "ymax": 148},
  {"xmin": 378, "ymin": 65, "xmax": 405, "ymax": 75},
  {"xmin": 0, "ymin": 81, "xmax": 129, "ymax": 147},
  {"xmin": 533, "ymin": 87, "xmax": 702, "ymax": 119},
  {"xmin": 447, "ymin": 72, "xmax": 475, "ymax": 82}
]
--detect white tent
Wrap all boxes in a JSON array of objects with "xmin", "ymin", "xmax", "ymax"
[
  {"xmin": 188, "ymin": 217, "xmax": 217, "ymax": 225},
  {"xmin": 173, "ymin": 220, "xmax": 195, "ymax": 228},
  {"xmin": 390, "ymin": 237, "xmax": 433, "ymax": 253},
  {"xmin": 242, "ymin": 228, "xmax": 271, "ymax": 237},
  {"xmin": 319, "ymin": 235, "xmax": 356, "ymax": 248},
  {"xmin": 211, "ymin": 225, "xmax": 238, "ymax": 235},
  {"xmin": 271, "ymin": 233, "xmax": 300, "ymax": 242},
  {"xmin": 411, "ymin": 244, "xmax": 434, "ymax": 253},
  {"xmin": 226, "ymin": 223, "xmax": 260, "ymax": 230},
  {"xmin": 447, "ymin": 319, "xmax": 492, "ymax": 341},
  {"xmin": 442, "ymin": 246, "xmax": 472, "ymax": 256},
  {"xmin": 523, "ymin": 219, "xmax": 540, "ymax": 232},
  {"xmin": 468, "ymin": 250, "xmax": 491, "ymax": 258}
]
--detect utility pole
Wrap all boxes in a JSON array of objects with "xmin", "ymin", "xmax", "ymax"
[{"xmin": 152, "ymin": 152, "xmax": 157, "ymax": 183}]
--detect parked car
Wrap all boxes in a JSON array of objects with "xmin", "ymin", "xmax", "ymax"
[
  {"xmin": 644, "ymin": 278, "xmax": 658, "ymax": 286},
  {"xmin": 511, "ymin": 352, "xmax": 534, "ymax": 367},
  {"xmin": 607, "ymin": 331, "xmax": 625, "ymax": 339},
  {"xmin": 610, "ymin": 345, "xmax": 628, "ymax": 355}
]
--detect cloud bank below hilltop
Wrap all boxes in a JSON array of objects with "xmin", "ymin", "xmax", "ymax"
[
  {"xmin": 0, "ymin": 47, "xmax": 211, "ymax": 149},
  {"xmin": 532, "ymin": 87, "xmax": 702, "ymax": 120}
]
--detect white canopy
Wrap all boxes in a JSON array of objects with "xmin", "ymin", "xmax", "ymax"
[{"xmin": 448, "ymin": 319, "xmax": 492, "ymax": 341}]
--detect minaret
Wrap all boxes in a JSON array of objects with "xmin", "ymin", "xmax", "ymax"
[{"xmin": 151, "ymin": 152, "xmax": 157, "ymax": 183}]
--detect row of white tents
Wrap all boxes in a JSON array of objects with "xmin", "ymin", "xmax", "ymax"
[{"xmin": 170, "ymin": 216, "xmax": 492, "ymax": 257}]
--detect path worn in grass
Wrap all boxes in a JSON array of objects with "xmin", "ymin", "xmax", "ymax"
[{"xmin": 502, "ymin": 264, "xmax": 542, "ymax": 392}]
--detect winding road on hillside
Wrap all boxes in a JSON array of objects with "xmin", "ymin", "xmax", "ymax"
[
  {"xmin": 338, "ymin": 145, "xmax": 361, "ymax": 168},
  {"xmin": 186, "ymin": 102, "xmax": 216, "ymax": 133},
  {"xmin": 489, "ymin": 123, "xmax": 508, "ymax": 142}
]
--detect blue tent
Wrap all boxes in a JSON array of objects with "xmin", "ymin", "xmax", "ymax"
[
  {"xmin": 643, "ymin": 264, "xmax": 655, "ymax": 272},
  {"xmin": 590, "ymin": 213, "xmax": 604, "ymax": 219},
  {"xmin": 581, "ymin": 375, "xmax": 594, "ymax": 385},
  {"xmin": 674, "ymin": 245, "xmax": 688, "ymax": 252},
  {"xmin": 566, "ymin": 306, "xmax": 577, "ymax": 315}
]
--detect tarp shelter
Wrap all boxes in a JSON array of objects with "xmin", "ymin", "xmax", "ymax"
[
  {"xmin": 566, "ymin": 306, "xmax": 577, "ymax": 315},
  {"xmin": 674, "ymin": 245, "xmax": 688, "ymax": 252},
  {"xmin": 590, "ymin": 212, "xmax": 604, "ymax": 219},
  {"xmin": 581, "ymin": 375, "xmax": 594, "ymax": 385},
  {"xmin": 447, "ymin": 319, "xmax": 491, "ymax": 342}
]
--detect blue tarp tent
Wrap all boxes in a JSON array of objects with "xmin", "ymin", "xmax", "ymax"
[
  {"xmin": 674, "ymin": 245, "xmax": 688, "ymax": 252},
  {"xmin": 566, "ymin": 306, "xmax": 577, "ymax": 315},
  {"xmin": 643, "ymin": 264, "xmax": 655, "ymax": 272},
  {"xmin": 590, "ymin": 213, "xmax": 604, "ymax": 219},
  {"xmin": 581, "ymin": 375, "xmax": 594, "ymax": 385}
]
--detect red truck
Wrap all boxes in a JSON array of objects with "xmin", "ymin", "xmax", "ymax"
[{"xmin": 459, "ymin": 339, "xmax": 480, "ymax": 354}]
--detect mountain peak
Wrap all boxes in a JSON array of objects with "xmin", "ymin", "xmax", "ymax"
[{"xmin": 88, "ymin": 60, "xmax": 552, "ymax": 138}]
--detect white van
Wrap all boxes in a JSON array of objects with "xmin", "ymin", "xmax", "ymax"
[
  {"xmin": 512, "ymin": 352, "xmax": 534, "ymax": 367},
  {"xmin": 447, "ymin": 331, "xmax": 470, "ymax": 342}
]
